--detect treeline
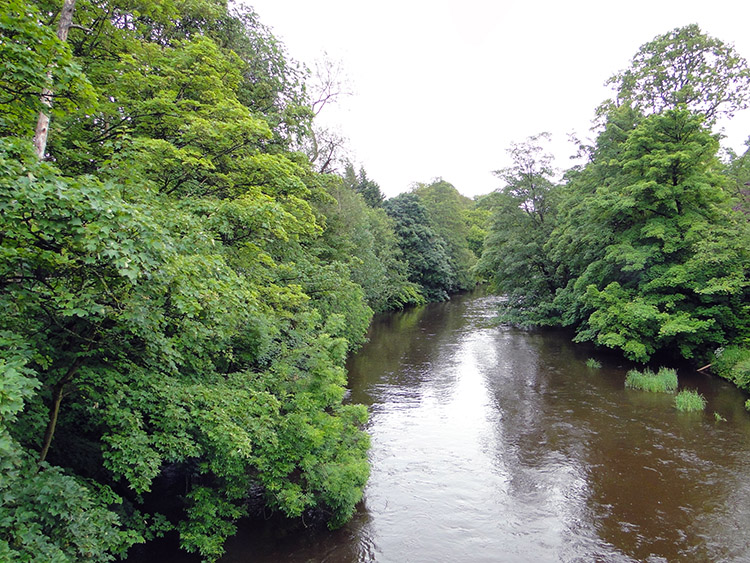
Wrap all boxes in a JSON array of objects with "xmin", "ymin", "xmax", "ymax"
[
  {"xmin": 0, "ymin": 1, "xmax": 481, "ymax": 561},
  {"xmin": 476, "ymin": 25, "xmax": 750, "ymax": 397}
]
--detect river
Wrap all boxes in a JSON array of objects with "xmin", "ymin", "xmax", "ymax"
[{"xmin": 137, "ymin": 291, "xmax": 750, "ymax": 562}]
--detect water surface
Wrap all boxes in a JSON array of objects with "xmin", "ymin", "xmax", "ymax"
[{"xmin": 219, "ymin": 292, "xmax": 750, "ymax": 561}]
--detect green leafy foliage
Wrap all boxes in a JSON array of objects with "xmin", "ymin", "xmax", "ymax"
[
  {"xmin": 0, "ymin": 2, "xmax": 384, "ymax": 559},
  {"xmin": 573, "ymin": 109, "xmax": 750, "ymax": 361},
  {"xmin": 412, "ymin": 179, "xmax": 478, "ymax": 291},
  {"xmin": 713, "ymin": 345, "xmax": 750, "ymax": 392},
  {"xmin": 0, "ymin": 334, "xmax": 147, "ymax": 562},
  {"xmin": 0, "ymin": 0, "xmax": 94, "ymax": 137},
  {"xmin": 315, "ymin": 174, "xmax": 423, "ymax": 312},
  {"xmin": 723, "ymin": 139, "xmax": 750, "ymax": 214},
  {"xmin": 476, "ymin": 134, "xmax": 563, "ymax": 326},
  {"xmin": 606, "ymin": 24, "xmax": 750, "ymax": 121},
  {"xmin": 384, "ymin": 193, "xmax": 456, "ymax": 301},
  {"xmin": 481, "ymin": 106, "xmax": 750, "ymax": 363},
  {"xmin": 343, "ymin": 163, "xmax": 385, "ymax": 208}
]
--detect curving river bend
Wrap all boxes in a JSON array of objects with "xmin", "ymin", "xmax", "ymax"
[{"xmin": 179, "ymin": 291, "xmax": 750, "ymax": 561}]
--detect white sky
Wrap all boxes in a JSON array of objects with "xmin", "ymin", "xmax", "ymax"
[{"xmin": 242, "ymin": 0, "xmax": 750, "ymax": 198}]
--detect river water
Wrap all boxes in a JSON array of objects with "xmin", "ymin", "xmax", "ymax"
[{"xmin": 148, "ymin": 291, "xmax": 750, "ymax": 562}]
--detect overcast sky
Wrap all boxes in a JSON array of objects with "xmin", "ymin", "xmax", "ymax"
[{"xmin": 242, "ymin": 0, "xmax": 750, "ymax": 198}]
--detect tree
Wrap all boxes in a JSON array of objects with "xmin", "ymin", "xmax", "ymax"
[
  {"xmin": 570, "ymin": 109, "xmax": 750, "ymax": 361},
  {"xmin": 32, "ymin": 0, "xmax": 77, "ymax": 158},
  {"xmin": 546, "ymin": 104, "xmax": 642, "ymax": 327},
  {"xmin": 384, "ymin": 193, "xmax": 456, "ymax": 301},
  {"xmin": 343, "ymin": 163, "xmax": 385, "ymax": 207},
  {"xmin": 606, "ymin": 24, "xmax": 750, "ymax": 122},
  {"xmin": 1, "ymin": 2, "xmax": 374, "ymax": 559},
  {"xmin": 494, "ymin": 133, "xmax": 557, "ymax": 226},
  {"xmin": 301, "ymin": 56, "xmax": 351, "ymax": 174},
  {"xmin": 314, "ymin": 174, "xmax": 423, "ymax": 312},
  {"xmin": 476, "ymin": 134, "xmax": 562, "ymax": 325},
  {"xmin": 0, "ymin": 0, "xmax": 92, "ymax": 142},
  {"xmin": 723, "ymin": 138, "xmax": 750, "ymax": 214},
  {"xmin": 412, "ymin": 179, "xmax": 477, "ymax": 291}
]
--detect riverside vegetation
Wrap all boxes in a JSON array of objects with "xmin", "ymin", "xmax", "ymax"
[
  {"xmin": 625, "ymin": 367, "xmax": 679, "ymax": 394},
  {"xmin": 675, "ymin": 389, "xmax": 708, "ymax": 412},
  {"xmin": 476, "ymin": 24, "xmax": 750, "ymax": 403},
  {"xmin": 0, "ymin": 1, "xmax": 483, "ymax": 561},
  {"xmin": 1, "ymin": 3, "xmax": 750, "ymax": 562}
]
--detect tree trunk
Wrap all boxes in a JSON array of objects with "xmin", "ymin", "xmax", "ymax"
[
  {"xmin": 33, "ymin": 0, "xmax": 77, "ymax": 160},
  {"xmin": 37, "ymin": 381, "xmax": 65, "ymax": 466},
  {"xmin": 38, "ymin": 358, "xmax": 81, "ymax": 467}
]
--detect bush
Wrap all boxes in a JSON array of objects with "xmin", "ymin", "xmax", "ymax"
[
  {"xmin": 713, "ymin": 346, "xmax": 750, "ymax": 392},
  {"xmin": 624, "ymin": 367, "xmax": 678, "ymax": 393},
  {"xmin": 586, "ymin": 358, "xmax": 602, "ymax": 369},
  {"xmin": 675, "ymin": 389, "xmax": 707, "ymax": 412}
]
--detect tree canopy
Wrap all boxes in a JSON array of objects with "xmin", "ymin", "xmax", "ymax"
[
  {"xmin": 478, "ymin": 26, "xmax": 750, "ymax": 365},
  {"xmin": 606, "ymin": 24, "xmax": 750, "ymax": 121}
]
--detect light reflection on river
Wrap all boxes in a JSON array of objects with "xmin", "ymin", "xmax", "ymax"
[{"xmin": 217, "ymin": 291, "xmax": 750, "ymax": 562}]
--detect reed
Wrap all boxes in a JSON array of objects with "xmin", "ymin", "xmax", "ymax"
[
  {"xmin": 675, "ymin": 389, "xmax": 707, "ymax": 412},
  {"xmin": 585, "ymin": 358, "xmax": 601, "ymax": 369},
  {"xmin": 624, "ymin": 367, "xmax": 678, "ymax": 393}
]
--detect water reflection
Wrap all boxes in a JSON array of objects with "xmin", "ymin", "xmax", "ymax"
[{"xmin": 214, "ymin": 291, "xmax": 750, "ymax": 562}]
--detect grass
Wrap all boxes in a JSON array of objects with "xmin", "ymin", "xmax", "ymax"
[
  {"xmin": 624, "ymin": 367, "xmax": 678, "ymax": 393},
  {"xmin": 675, "ymin": 389, "xmax": 707, "ymax": 412},
  {"xmin": 585, "ymin": 358, "xmax": 602, "ymax": 369}
]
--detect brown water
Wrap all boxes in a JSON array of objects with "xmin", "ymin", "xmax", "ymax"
[{"xmin": 142, "ymin": 291, "xmax": 750, "ymax": 562}]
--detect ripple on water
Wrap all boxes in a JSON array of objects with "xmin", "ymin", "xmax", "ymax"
[{"xmin": 210, "ymin": 291, "xmax": 750, "ymax": 563}]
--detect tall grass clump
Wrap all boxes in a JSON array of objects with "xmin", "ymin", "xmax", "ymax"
[
  {"xmin": 624, "ymin": 367, "xmax": 678, "ymax": 393},
  {"xmin": 586, "ymin": 358, "xmax": 602, "ymax": 369},
  {"xmin": 675, "ymin": 389, "xmax": 707, "ymax": 412}
]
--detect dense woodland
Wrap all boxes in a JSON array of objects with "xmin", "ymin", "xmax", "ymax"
[
  {"xmin": 1, "ymin": 1, "xmax": 750, "ymax": 561},
  {"xmin": 476, "ymin": 25, "xmax": 750, "ymax": 392},
  {"xmin": 0, "ymin": 1, "xmax": 482, "ymax": 560}
]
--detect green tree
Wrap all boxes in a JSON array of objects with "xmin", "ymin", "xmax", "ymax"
[
  {"xmin": 606, "ymin": 24, "xmax": 750, "ymax": 121},
  {"xmin": 412, "ymin": 179, "xmax": 477, "ymax": 291},
  {"xmin": 570, "ymin": 109, "xmax": 750, "ymax": 361},
  {"xmin": 546, "ymin": 104, "xmax": 642, "ymax": 327},
  {"xmin": 723, "ymin": 138, "xmax": 750, "ymax": 214},
  {"xmin": 343, "ymin": 163, "xmax": 385, "ymax": 208},
  {"xmin": 384, "ymin": 193, "xmax": 456, "ymax": 301},
  {"xmin": 0, "ymin": 0, "xmax": 92, "ymax": 140},
  {"xmin": 0, "ymin": 2, "xmax": 373, "ymax": 560},
  {"xmin": 315, "ymin": 175, "xmax": 423, "ymax": 312},
  {"xmin": 476, "ymin": 134, "xmax": 562, "ymax": 324}
]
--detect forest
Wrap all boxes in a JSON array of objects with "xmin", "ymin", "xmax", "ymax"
[{"xmin": 1, "ymin": 1, "xmax": 749, "ymax": 561}]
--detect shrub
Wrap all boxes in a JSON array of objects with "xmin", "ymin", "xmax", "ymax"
[
  {"xmin": 713, "ymin": 346, "xmax": 750, "ymax": 393},
  {"xmin": 625, "ymin": 367, "xmax": 678, "ymax": 393},
  {"xmin": 675, "ymin": 389, "xmax": 707, "ymax": 412},
  {"xmin": 586, "ymin": 358, "xmax": 602, "ymax": 369}
]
